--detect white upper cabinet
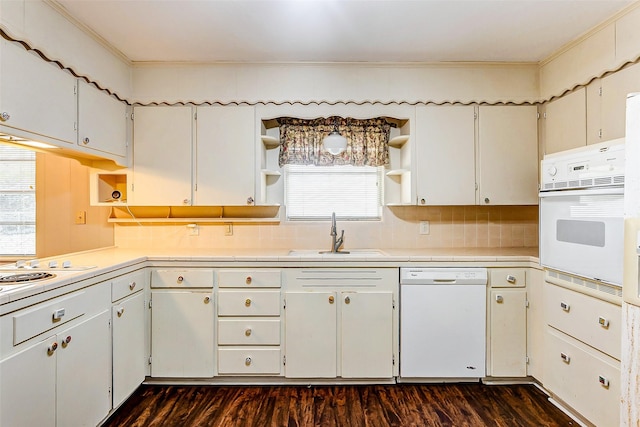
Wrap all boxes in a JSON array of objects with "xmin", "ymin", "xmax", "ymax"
[
  {"xmin": 415, "ymin": 105, "xmax": 476, "ymax": 205},
  {"xmin": 0, "ymin": 39, "xmax": 77, "ymax": 145},
  {"xmin": 587, "ymin": 62, "xmax": 640, "ymax": 144},
  {"xmin": 77, "ymin": 79, "xmax": 128, "ymax": 159},
  {"xmin": 544, "ymin": 88, "xmax": 587, "ymax": 154},
  {"xmin": 131, "ymin": 106, "xmax": 193, "ymax": 206},
  {"xmin": 478, "ymin": 105, "xmax": 539, "ymax": 205},
  {"xmin": 195, "ymin": 106, "xmax": 255, "ymax": 205}
]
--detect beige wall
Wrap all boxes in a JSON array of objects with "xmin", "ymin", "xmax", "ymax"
[
  {"xmin": 114, "ymin": 205, "xmax": 538, "ymax": 250},
  {"xmin": 36, "ymin": 152, "xmax": 113, "ymax": 258}
]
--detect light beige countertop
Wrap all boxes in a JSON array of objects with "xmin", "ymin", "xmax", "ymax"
[{"xmin": 0, "ymin": 246, "xmax": 539, "ymax": 307}]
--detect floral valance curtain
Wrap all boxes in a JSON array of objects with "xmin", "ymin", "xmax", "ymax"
[{"xmin": 278, "ymin": 117, "xmax": 393, "ymax": 167}]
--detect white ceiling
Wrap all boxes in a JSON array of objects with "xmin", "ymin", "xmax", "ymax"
[{"xmin": 54, "ymin": 0, "xmax": 636, "ymax": 63}]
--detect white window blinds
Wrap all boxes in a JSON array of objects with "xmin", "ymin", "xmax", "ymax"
[
  {"xmin": 284, "ymin": 164, "xmax": 383, "ymax": 220},
  {"xmin": 0, "ymin": 145, "xmax": 36, "ymax": 256}
]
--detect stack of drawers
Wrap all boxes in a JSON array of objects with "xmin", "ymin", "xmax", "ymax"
[
  {"xmin": 217, "ymin": 269, "xmax": 282, "ymax": 375},
  {"xmin": 544, "ymin": 282, "xmax": 621, "ymax": 427}
]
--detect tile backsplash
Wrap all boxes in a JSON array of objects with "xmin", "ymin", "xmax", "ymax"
[{"xmin": 114, "ymin": 205, "xmax": 538, "ymax": 250}]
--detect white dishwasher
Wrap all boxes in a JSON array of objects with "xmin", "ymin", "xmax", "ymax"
[{"xmin": 399, "ymin": 267, "xmax": 487, "ymax": 381}]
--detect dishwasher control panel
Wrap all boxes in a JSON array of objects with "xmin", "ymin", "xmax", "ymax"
[{"xmin": 400, "ymin": 268, "xmax": 487, "ymax": 285}]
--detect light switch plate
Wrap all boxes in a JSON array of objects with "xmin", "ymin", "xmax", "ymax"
[{"xmin": 419, "ymin": 221, "xmax": 430, "ymax": 235}]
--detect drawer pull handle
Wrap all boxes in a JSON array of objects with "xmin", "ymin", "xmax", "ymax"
[
  {"xmin": 345, "ymin": 296, "xmax": 351, "ymax": 304},
  {"xmin": 245, "ymin": 298, "xmax": 252, "ymax": 307},
  {"xmin": 52, "ymin": 308, "xmax": 65, "ymax": 322},
  {"xmin": 560, "ymin": 352, "xmax": 570, "ymax": 364},
  {"xmin": 245, "ymin": 357, "xmax": 252, "ymax": 366},
  {"xmin": 204, "ymin": 296, "xmax": 211, "ymax": 304},
  {"xmin": 177, "ymin": 276, "xmax": 184, "ymax": 283},
  {"xmin": 328, "ymin": 295, "xmax": 335, "ymax": 304},
  {"xmin": 598, "ymin": 316, "xmax": 610, "ymax": 328},
  {"xmin": 129, "ymin": 281, "xmax": 136, "ymax": 290},
  {"xmin": 117, "ymin": 307, "xmax": 125, "ymax": 317},
  {"xmin": 560, "ymin": 301, "xmax": 570, "ymax": 312},
  {"xmin": 506, "ymin": 275, "xmax": 517, "ymax": 284},
  {"xmin": 599, "ymin": 375, "xmax": 610, "ymax": 388},
  {"xmin": 47, "ymin": 342, "xmax": 58, "ymax": 355},
  {"xmin": 246, "ymin": 276, "xmax": 252, "ymax": 285},
  {"xmin": 245, "ymin": 328, "xmax": 252, "ymax": 337},
  {"xmin": 495, "ymin": 295, "xmax": 504, "ymax": 303}
]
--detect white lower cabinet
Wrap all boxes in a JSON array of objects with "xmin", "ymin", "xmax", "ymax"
[
  {"xmin": 0, "ymin": 310, "xmax": 111, "ymax": 427},
  {"xmin": 283, "ymin": 268, "xmax": 397, "ymax": 380},
  {"xmin": 487, "ymin": 268, "xmax": 528, "ymax": 377},
  {"xmin": 151, "ymin": 290, "xmax": 214, "ymax": 377}
]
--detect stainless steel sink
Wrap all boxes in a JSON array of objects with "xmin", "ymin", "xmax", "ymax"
[{"xmin": 288, "ymin": 249, "xmax": 386, "ymax": 257}]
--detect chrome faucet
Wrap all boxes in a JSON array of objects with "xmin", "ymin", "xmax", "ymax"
[{"xmin": 330, "ymin": 212, "xmax": 346, "ymax": 253}]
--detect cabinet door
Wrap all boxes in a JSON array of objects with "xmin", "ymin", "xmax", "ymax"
[
  {"xmin": 195, "ymin": 106, "xmax": 255, "ymax": 205},
  {"xmin": 0, "ymin": 337, "xmax": 56, "ymax": 427},
  {"xmin": 341, "ymin": 292, "xmax": 393, "ymax": 378},
  {"xmin": 284, "ymin": 292, "xmax": 337, "ymax": 378},
  {"xmin": 415, "ymin": 106, "xmax": 476, "ymax": 205},
  {"xmin": 57, "ymin": 310, "xmax": 111, "ymax": 427},
  {"xmin": 78, "ymin": 79, "xmax": 128, "ymax": 158},
  {"xmin": 544, "ymin": 88, "xmax": 586, "ymax": 154},
  {"xmin": 490, "ymin": 289, "xmax": 527, "ymax": 377},
  {"xmin": 132, "ymin": 106, "xmax": 193, "ymax": 205},
  {"xmin": 478, "ymin": 105, "xmax": 538, "ymax": 205},
  {"xmin": 113, "ymin": 292, "xmax": 146, "ymax": 407},
  {"xmin": 600, "ymin": 63, "xmax": 640, "ymax": 143},
  {"xmin": 0, "ymin": 39, "xmax": 77, "ymax": 145},
  {"xmin": 151, "ymin": 291, "xmax": 214, "ymax": 377}
]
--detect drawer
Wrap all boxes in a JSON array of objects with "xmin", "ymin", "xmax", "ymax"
[
  {"xmin": 151, "ymin": 269, "xmax": 213, "ymax": 288},
  {"xmin": 218, "ymin": 290, "xmax": 281, "ymax": 316},
  {"xmin": 218, "ymin": 347, "xmax": 281, "ymax": 375},
  {"xmin": 218, "ymin": 270, "xmax": 281, "ymax": 288},
  {"xmin": 218, "ymin": 319, "xmax": 280, "ymax": 345},
  {"xmin": 111, "ymin": 270, "xmax": 145, "ymax": 302},
  {"xmin": 490, "ymin": 268, "xmax": 526, "ymax": 288},
  {"xmin": 544, "ymin": 327, "xmax": 620, "ymax": 427},
  {"xmin": 13, "ymin": 291, "xmax": 86, "ymax": 345},
  {"xmin": 545, "ymin": 283, "xmax": 621, "ymax": 359}
]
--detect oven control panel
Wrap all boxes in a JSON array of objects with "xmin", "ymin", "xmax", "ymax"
[{"xmin": 541, "ymin": 139, "xmax": 625, "ymax": 191}]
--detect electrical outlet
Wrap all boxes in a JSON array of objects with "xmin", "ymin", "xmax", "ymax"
[
  {"xmin": 419, "ymin": 221, "xmax": 430, "ymax": 235},
  {"xmin": 224, "ymin": 223, "xmax": 233, "ymax": 236},
  {"xmin": 187, "ymin": 224, "xmax": 199, "ymax": 236},
  {"xmin": 75, "ymin": 211, "xmax": 86, "ymax": 225}
]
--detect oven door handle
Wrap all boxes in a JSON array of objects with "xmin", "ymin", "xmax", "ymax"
[{"xmin": 539, "ymin": 186, "xmax": 624, "ymax": 198}]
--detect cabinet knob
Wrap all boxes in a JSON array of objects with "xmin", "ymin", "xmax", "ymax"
[
  {"xmin": 328, "ymin": 295, "xmax": 334, "ymax": 304},
  {"xmin": 246, "ymin": 196, "xmax": 254, "ymax": 205},
  {"xmin": 245, "ymin": 357, "xmax": 252, "ymax": 366},
  {"xmin": 420, "ymin": 198, "xmax": 426, "ymax": 205},
  {"xmin": 245, "ymin": 298, "xmax": 252, "ymax": 307},
  {"xmin": 344, "ymin": 296, "xmax": 351, "ymax": 304},
  {"xmin": 560, "ymin": 301, "xmax": 570, "ymax": 312},
  {"xmin": 177, "ymin": 276, "xmax": 184, "ymax": 283},
  {"xmin": 599, "ymin": 375, "xmax": 610, "ymax": 388},
  {"xmin": 204, "ymin": 296, "xmax": 211, "ymax": 304},
  {"xmin": 117, "ymin": 307, "xmax": 125, "ymax": 317},
  {"xmin": 598, "ymin": 316, "xmax": 610, "ymax": 328},
  {"xmin": 129, "ymin": 281, "xmax": 136, "ymax": 291},
  {"xmin": 61, "ymin": 335, "xmax": 72, "ymax": 348},
  {"xmin": 245, "ymin": 276, "xmax": 252, "ymax": 285},
  {"xmin": 484, "ymin": 197, "xmax": 490, "ymax": 204},
  {"xmin": 47, "ymin": 342, "xmax": 58, "ymax": 355},
  {"xmin": 82, "ymin": 137, "xmax": 90, "ymax": 145},
  {"xmin": 560, "ymin": 352, "xmax": 571, "ymax": 364},
  {"xmin": 506, "ymin": 275, "xmax": 517, "ymax": 284},
  {"xmin": 0, "ymin": 112, "xmax": 10, "ymax": 121},
  {"xmin": 495, "ymin": 295, "xmax": 504, "ymax": 303},
  {"xmin": 183, "ymin": 199, "xmax": 190, "ymax": 205},
  {"xmin": 245, "ymin": 328, "xmax": 252, "ymax": 337}
]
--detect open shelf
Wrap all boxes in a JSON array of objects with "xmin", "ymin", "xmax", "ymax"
[
  {"xmin": 388, "ymin": 134, "xmax": 410, "ymax": 148},
  {"xmin": 261, "ymin": 135, "xmax": 280, "ymax": 148}
]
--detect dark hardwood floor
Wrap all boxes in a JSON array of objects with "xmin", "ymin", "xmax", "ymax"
[{"xmin": 102, "ymin": 383, "xmax": 577, "ymax": 427}]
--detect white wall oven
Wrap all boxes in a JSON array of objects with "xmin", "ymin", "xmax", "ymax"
[{"xmin": 539, "ymin": 140, "xmax": 625, "ymax": 286}]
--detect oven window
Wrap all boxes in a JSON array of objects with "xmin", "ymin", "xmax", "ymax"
[{"xmin": 556, "ymin": 219, "xmax": 605, "ymax": 247}]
